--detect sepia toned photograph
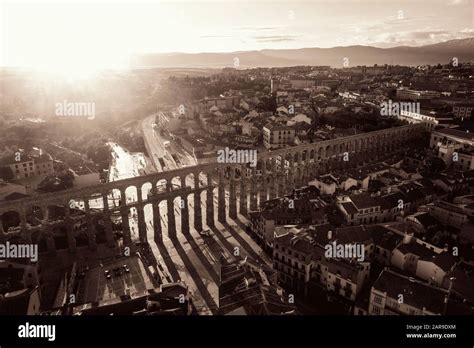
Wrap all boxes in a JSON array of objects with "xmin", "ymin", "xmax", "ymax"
[{"xmin": 0, "ymin": 0, "xmax": 473, "ymax": 345}]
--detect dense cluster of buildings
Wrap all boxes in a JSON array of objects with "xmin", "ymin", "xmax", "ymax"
[
  {"xmin": 247, "ymin": 138, "xmax": 474, "ymax": 313},
  {"xmin": 2, "ymin": 61, "xmax": 474, "ymax": 316},
  {"xmin": 236, "ymin": 63, "xmax": 474, "ymax": 315},
  {"xmin": 169, "ymin": 62, "xmax": 473, "ymax": 166},
  {"xmin": 0, "ymin": 145, "xmax": 103, "ymax": 200}
]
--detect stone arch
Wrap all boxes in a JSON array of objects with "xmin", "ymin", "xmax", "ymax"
[
  {"xmin": 346, "ymin": 141, "xmax": 352, "ymax": 153},
  {"xmin": 109, "ymin": 188, "xmax": 122, "ymax": 208},
  {"xmin": 234, "ymin": 163, "xmax": 244, "ymax": 179},
  {"xmin": 265, "ymin": 175, "xmax": 273, "ymax": 186},
  {"xmin": 185, "ymin": 172, "xmax": 195, "ymax": 189},
  {"xmin": 277, "ymin": 155, "xmax": 284, "ymax": 171},
  {"xmin": 86, "ymin": 192, "xmax": 105, "ymax": 212},
  {"xmin": 171, "ymin": 175, "xmax": 182, "ymax": 188},
  {"xmin": 156, "ymin": 178, "xmax": 168, "ymax": 192},
  {"xmin": 301, "ymin": 165, "xmax": 310, "ymax": 183},
  {"xmin": 366, "ymin": 136, "xmax": 373, "ymax": 150},
  {"xmin": 31, "ymin": 205, "xmax": 44, "ymax": 222},
  {"xmin": 295, "ymin": 166, "xmax": 303, "ymax": 184},
  {"xmin": 301, "ymin": 150, "xmax": 307, "ymax": 163},
  {"xmin": 141, "ymin": 182, "xmax": 153, "ymax": 202},
  {"xmin": 339, "ymin": 143, "xmax": 345, "ymax": 154},
  {"xmin": 380, "ymin": 134, "xmax": 385, "ymax": 148},
  {"xmin": 198, "ymin": 170, "xmax": 208, "ymax": 187},
  {"xmin": 357, "ymin": 139, "xmax": 363, "ymax": 151},
  {"xmin": 127, "ymin": 185, "xmax": 140, "ymax": 205},
  {"xmin": 263, "ymin": 159, "xmax": 271, "ymax": 173},
  {"xmin": 207, "ymin": 170, "xmax": 216, "ymax": 186},
  {"xmin": 46, "ymin": 204, "xmax": 67, "ymax": 222},
  {"xmin": 29, "ymin": 229, "xmax": 47, "ymax": 253},
  {"xmin": 1, "ymin": 210, "xmax": 21, "ymax": 231},
  {"xmin": 325, "ymin": 144, "xmax": 332, "ymax": 157},
  {"xmin": 284, "ymin": 153, "xmax": 293, "ymax": 169},
  {"xmin": 293, "ymin": 152, "xmax": 299, "ymax": 163}
]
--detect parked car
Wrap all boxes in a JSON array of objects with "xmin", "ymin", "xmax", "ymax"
[{"xmin": 199, "ymin": 229, "xmax": 211, "ymax": 237}]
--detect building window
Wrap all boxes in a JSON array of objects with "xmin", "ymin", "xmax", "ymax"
[
  {"xmin": 372, "ymin": 305, "xmax": 381, "ymax": 314},
  {"xmin": 373, "ymin": 294, "xmax": 383, "ymax": 304}
]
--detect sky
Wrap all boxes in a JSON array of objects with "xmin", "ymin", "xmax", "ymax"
[{"xmin": 1, "ymin": 0, "xmax": 473, "ymax": 75}]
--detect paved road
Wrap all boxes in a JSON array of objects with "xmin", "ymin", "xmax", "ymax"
[{"xmin": 142, "ymin": 114, "xmax": 179, "ymax": 172}]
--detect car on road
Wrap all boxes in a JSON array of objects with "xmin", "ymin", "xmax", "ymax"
[{"xmin": 199, "ymin": 229, "xmax": 211, "ymax": 237}]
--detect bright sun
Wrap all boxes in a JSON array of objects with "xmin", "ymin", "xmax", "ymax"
[{"xmin": 33, "ymin": 62, "xmax": 102, "ymax": 81}]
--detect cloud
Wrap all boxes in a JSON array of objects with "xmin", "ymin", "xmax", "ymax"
[
  {"xmin": 200, "ymin": 35, "xmax": 230, "ymax": 38},
  {"xmin": 367, "ymin": 29, "xmax": 474, "ymax": 47},
  {"xmin": 235, "ymin": 26, "xmax": 282, "ymax": 32},
  {"xmin": 353, "ymin": 14, "xmax": 439, "ymax": 32},
  {"xmin": 448, "ymin": 0, "xmax": 468, "ymax": 5},
  {"xmin": 253, "ymin": 35, "xmax": 300, "ymax": 42}
]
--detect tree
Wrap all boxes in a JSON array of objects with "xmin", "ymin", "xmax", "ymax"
[
  {"xmin": 327, "ymin": 205, "xmax": 345, "ymax": 227},
  {"xmin": 59, "ymin": 171, "xmax": 75, "ymax": 188},
  {"xmin": 427, "ymin": 157, "xmax": 446, "ymax": 173},
  {"xmin": 258, "ymin": 95, "xmax": 277, "ymax": 112},
  {"xmin": 0, "ymin": 166, "xmax": 14, "ymax": 181}
]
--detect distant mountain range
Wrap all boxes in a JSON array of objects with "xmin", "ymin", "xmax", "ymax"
[{"xmin": 130, "ymin": 38, "xmax": 474, "ymax": 69}]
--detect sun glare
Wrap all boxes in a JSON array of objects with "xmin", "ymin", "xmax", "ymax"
[{"xmin": 33, "ymin": 63, "xmax": 102, "ymax": 81}]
